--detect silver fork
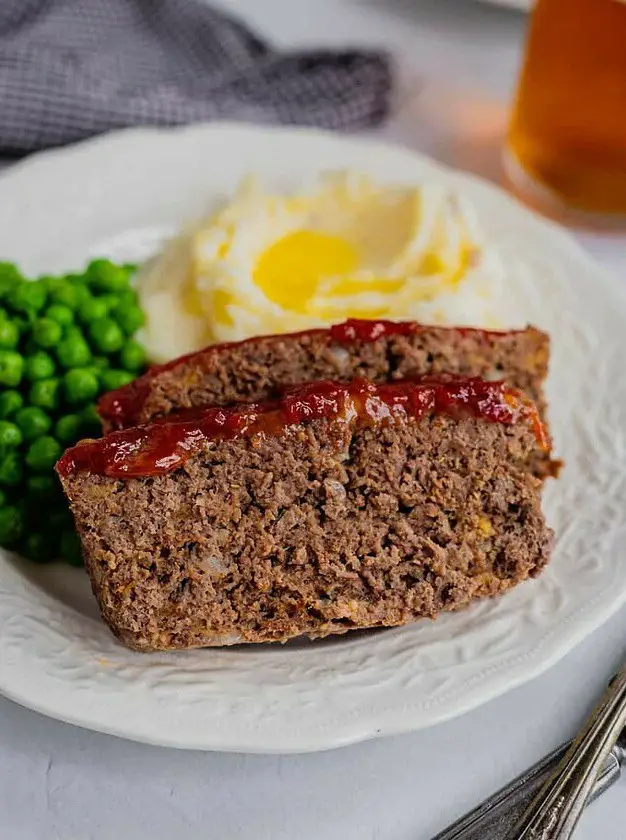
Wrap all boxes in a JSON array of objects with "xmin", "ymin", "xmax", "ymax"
[
  {"xmin": 504, "ymin": 660, "xmax": 626, "ymax": 839},
  {"xmin": 433, "ymin": 733, "xmax": 625, "ymax": 840},
  {"xmin": 433, "ymin": 662, "xmax": 626, "ymax": 840}
]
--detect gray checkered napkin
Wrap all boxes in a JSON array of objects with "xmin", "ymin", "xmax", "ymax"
[{"xmin": 0, "ymin": 0, "xmax": 392, "ymax": 153}]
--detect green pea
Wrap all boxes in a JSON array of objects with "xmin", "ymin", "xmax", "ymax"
[
  {"xmin": 45, "ymin": 304, "xmax": 74, "ymax": 327},
  {"xmin": 56, "ymin": 336, "xmax": 92, "ymax": 368},
  {"xmin": 55, "ymin": 414, "xmax": 83, "ymax": 444},
  {"xmin": 0, "ymin": 421, "xmax": 23, "ymax": 449},
  {"xmin": 30, "ymin": 378, "xmax": 61, "ymax": 411},
  {"xmin": 92, "ymin": 355, "xmax": 110, "ymax": 370},
  {"xmin": 27, "ymin": 475, "xmax": 57, "ymax": 496},
  {"xmin": 126, "ymin": 289, "xmax": 142, "ymax": 308},
  {"xmin": 0, "ymin": 452, "xmax": 23, "ymax": 486},
  {"xmin": 60, "ymin": 529, "xmax": 83, "ymax": 566},
  {"xmin": 119, "ymin": 339, "xmax": 146, "ymax": 372},
  {"xmin": 0, "ymin": 262, "xmax": 22, "ymax": 277},
  {"xmin": 99, "ymin": 294, "xmax": 120, "ymax": 313},
  {"xmin": 81, "ymin": 403, "xmax": 101, "ymax": 427},
  {"xmin": 25, "ymin": 436, "xmax": 62, "ymax": 472},
  {"xmin": 0, "ymin": 279, "xmax": 19, "ymax": 301},
  {"xmin": 64, "ymin": 368, "xmax": 99, "ymax": 404},
  {"xmin": 15, "ymin": 406, "xmax": 52, "ymax": 440},
  {"xmin": 89, "ymin": 319, "xmax": 125, "ymax": 353},
  {"xmin": 40, "ymin": 275, "xmax": 62, "ymax": 293},
  {"xmin": 6, "ymin": 280, "xmax": 47, "ymax": 314},
  {"xmin": 0, "ymin": 390, "xmax": 23, "ymax": 419},
  {"xmin": 12, "ymin": 317, "xmax": 29, "ymax": 336},
  {"xmin": 0, "ymin": 262, "xmax": 23, "ymax": 292},
  {"xmin": 62, "ymin": 324, "xmax": 84, "ymax": 340},
  {"xmin": 99, "ymin": 369, "xmax": 135, "ymax": 392},
  {"xmin": 24, "ymin": 351, "xmax": 56, "ymax": 382},
  {"xmin": 78, "ymin": 296, "xmax": 109, "ymax": 323},
  {"xmin": 116, "ymin": 304, "xmax": 145, "ymax": 336},
  {"xmin": 32, "ymin": 317, "xmax": 63, "ymax": 349},
  {"xmin": 0, "ymin": 276, "xmax": 22, "ymax": 304},
  {"xmin": 0, "ymin": 505, "xmax": 24, "ymax": 545},
  {"xmin": 49, "ymin": 280, "xmax": 80, "ymax": 309},
  {"xmin": 87, "ymin": 259, "xmax": 130, "ymax": 293},
  {"xmin": 22, "ymin": 533, "xmax": 51, "ymax": 564},
  {"xmin": 0, "ymin": 351, "xmax": 23, "ymax": 387},
  {"xmin": 75, "ymin": 285, "xmax": 93, "ymax": 307},
  {"xmin": 0, "ymin": 319, "xmax": 20, "ymax": 350}
]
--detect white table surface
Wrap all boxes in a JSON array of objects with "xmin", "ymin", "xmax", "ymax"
[{"xmin": 2, "ymin": 1, "xmax": 625, "ymax": 838}]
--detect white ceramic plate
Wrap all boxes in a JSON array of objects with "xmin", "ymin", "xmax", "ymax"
[{"xmin": 1, "ymin": 124, "xmax": 625, "ymax": 754}]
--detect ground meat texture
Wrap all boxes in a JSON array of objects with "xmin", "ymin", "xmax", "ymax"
[
  {"xmin": 99, "ymin": 323, "xmax": 550, "ymax": 430},
  {"xmin": 99, "ymin": 322, "xmax": 557, "ymax": 479},
  {"xmin": 60, "ymin": 412, "xmax": 553, "ymax": 652}
]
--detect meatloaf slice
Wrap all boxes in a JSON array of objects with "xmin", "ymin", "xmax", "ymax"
[
  {"xmin": 98, "ymin": 319, "xmax": 550, "ymax": 430},
  {"xmin": 59, "ymin": 377, "xmax": 553, "ymax": 652}
]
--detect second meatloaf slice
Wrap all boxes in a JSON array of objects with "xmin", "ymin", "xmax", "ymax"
[
  {"xmin": 98, "ymin": 319, "xmax": 550, "ymax": 429},
  {"xmin": 59, "ymin": 377, "xmax": 553, "ymax": 652}
]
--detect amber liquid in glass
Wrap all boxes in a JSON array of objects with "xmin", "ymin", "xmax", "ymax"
[{"xmin": 507, "ymin": 0, "xmax": 626, "ymax": 215}]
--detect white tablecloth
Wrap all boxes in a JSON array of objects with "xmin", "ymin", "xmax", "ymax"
[{"xmin": 2, "ymin": 2, "xmax": 625, "ymax": 838}]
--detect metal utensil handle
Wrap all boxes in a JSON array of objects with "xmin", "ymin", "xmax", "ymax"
[
  {"xmin": 431, "ymin": 742, "xmax": 622, "ymax": 840},
  {"xmin": 504, "ymin": 663, "xmax": 626, "ymax": 840}
]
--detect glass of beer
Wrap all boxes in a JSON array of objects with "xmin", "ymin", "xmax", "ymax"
[{"xmin": 506, "ymin": 0, "xmax": 626, "ymax": 217}]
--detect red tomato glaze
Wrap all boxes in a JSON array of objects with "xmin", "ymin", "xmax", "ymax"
[
  {"xmin": 60, "ymin": 376, "xmax": 545, "ymax": 480},
  {"xmin": 97, "ymin": 318, "xmax": 521, "ymax": 429}
]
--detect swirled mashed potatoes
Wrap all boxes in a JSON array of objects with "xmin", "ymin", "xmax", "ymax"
[{"xmin": 137, "ymin": 173, "xmax": 504, "ymax": 363}]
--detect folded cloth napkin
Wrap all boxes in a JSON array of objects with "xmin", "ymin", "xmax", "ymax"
[{"xmin": 0, "ymin": 0, "xmax": 392, "ymax": 154}]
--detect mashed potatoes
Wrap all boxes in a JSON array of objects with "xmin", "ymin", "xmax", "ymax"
[{"xmin": 137, "ymin": 173, "xmax": 504, "ymax": 363}]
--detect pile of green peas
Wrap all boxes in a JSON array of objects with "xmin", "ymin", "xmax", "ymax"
[{"xmin": 0, "ymin": 259, "xmax": 148, "ymax": 564}]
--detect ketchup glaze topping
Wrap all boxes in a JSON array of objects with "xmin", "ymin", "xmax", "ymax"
[
  {"xmin": 60, "ymin": 376, "xmax": 546, "ymax": 480},
  {"xmin": 97, "ymin": 318, "xmax": 524, "ymax": 429}
]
